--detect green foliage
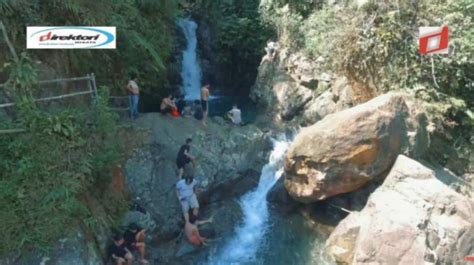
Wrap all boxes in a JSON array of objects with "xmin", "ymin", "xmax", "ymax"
[
  {"xmin": 262, "ymin": 0, "xmax": 473, "ymax": 172},
  {"xmin": 0, "ymin": 0, "xmax": 178, "ymax": 96},
  {"xmin": 0, "ymin": 56, "xmax": 124, "ymax": 255},
  {"xmin": 194, "ymin": 0, "xmax": 273, "ymax": 95}
]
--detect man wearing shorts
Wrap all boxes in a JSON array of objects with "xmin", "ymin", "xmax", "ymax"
[
  {"xmin": 109, "ymin": 234, "xmax": 133, "ymax": 265},
  {"xmin": 123, "ymin": 223, "xmax": 148, "ymax": 264},
  {"xmin": 176, "ymin": 138, "xmax": 194, "ymax": 179},
  {"xmin": 200, "ymin": 84, "xmax": 210, "ymax": 125},
  {"xmin": 176, "ymin": 175, "xmax": 199, "ymax": 223}
]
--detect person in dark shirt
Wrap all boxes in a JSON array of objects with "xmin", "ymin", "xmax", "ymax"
[
  {"xmin": 176, "ymin": 138, "xmax": 194, "ymax": 179},
  {"xmin": 109, "ymin": 234, "xmax": 133, "ymax": 265},
  {"xmin": 176, "ymin": 95, "xmax": 186, "ymax": 115},
  {"xmin": 193, "ymin": 100, "xmax": 204, "ymax": 121},
  {"xmin": 123, "ymin": 223, "xmax": 148, "ymax": 264}
]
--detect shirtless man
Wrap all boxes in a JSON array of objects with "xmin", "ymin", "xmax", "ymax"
[
  {"xmin": 185, "ymin": 212, "xmax": 212, "ymax": 246},
  {"xmin": 160, "ymin": 94, "xmax": 176, "ymax": 114},
  {"xmin": 200, "ymin": 84, "xmax": 210, "ymax": 125}
]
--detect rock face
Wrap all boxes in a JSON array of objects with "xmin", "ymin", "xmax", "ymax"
[
  {"xmin": 284, "ymin": 93, "xmax": 429, "ymax": 202},
  {"xmin": 250, "ymin": 48, "xmax": 359, "ymax": 125},
  {"xmin": 325, "ymin": 155, "xmax": 474, "ymax": 265},
  {"xmin": 124, "ymin": 114, "xmax": 269, "ymax": 240}
]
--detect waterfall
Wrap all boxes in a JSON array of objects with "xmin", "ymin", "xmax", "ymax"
[
  {"xmin": 207, "ymin": 137, "xmax": 291, "ymax": 265},
  {"xmin": 178, "ymin": 18, "xmax": 202, "ymax": 100}
]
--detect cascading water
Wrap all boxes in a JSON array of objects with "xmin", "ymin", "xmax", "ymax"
[
  {"xmin": 206, "ymin": 138, "xmax": 290, "ymax": 265},
  {"xmin": 178, "ymin": 18, "xmax": 202, "ymax": 100}
]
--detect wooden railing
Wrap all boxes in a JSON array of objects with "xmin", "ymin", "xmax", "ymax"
[{"xmin": 0, "ymin": 73, "xmax": 128, "ymax": 135}]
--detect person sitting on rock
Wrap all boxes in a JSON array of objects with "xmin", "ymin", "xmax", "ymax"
[
  {"xmin": 185, "ymin": 212, "xmax": 212, "ymax": 246},
  {"xmin": 176, "ymin": 174, "xmax": 199, "ymax": 223},
  {"xmin": 193, "ymin": 100, "xmax": 204, "ymax": 121},
  {"xmin": 160, "ymin": 94, "xmax": 176, "ymax": 114},
  {"xmin": 176, "ymin": 95, "xmax": 186, "ymax": 115},
  {"xmin": 123, "ymin": 223, "xmax": 148, "ymax": 264},
  {"xmin": 109, "ymin": 234, "xmax": 133, "ymax": 265},
  {"xmin": 226, "ymin": 104, "xmax": 242, "ymax": 125},
  {"xmin": 176, "ymin": 138, "xmax": 195, "ymax": 179}
]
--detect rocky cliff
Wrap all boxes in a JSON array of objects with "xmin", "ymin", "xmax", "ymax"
[
  {"xmin": 250, "ymin": 48, "xmax": 370, "ymax": 126},
  {"xmin": 326, "ymin": 155, "xmax": 474, "ymax": 265}
]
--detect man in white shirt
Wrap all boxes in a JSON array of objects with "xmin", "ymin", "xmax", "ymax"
[
  {"xmin": 127, "ymin": 74, "xmax": 140, "ymax": 120},
  {"xmin": 227, "ymin": 104, "xmax": 242, "ymax": 125},
  {"xmin": 176, "ymin": 176, "xmax": 199, "ymax": 223}
]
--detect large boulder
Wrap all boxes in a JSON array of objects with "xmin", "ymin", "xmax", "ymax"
[
  {"xmin": 284, "ymin": 93, "xmax": 429, "ymax": 202},
  {"xmin": 325, "ymin": 155, "xmax": 474, "ymax": 265}
]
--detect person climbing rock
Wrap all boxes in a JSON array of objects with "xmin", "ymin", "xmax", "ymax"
[
  {"xmin": 185, "ymin": 212, "xmax": 212, "ymax": 246},
  {"xmin": 160, "ymin": 94, "xmax": 177, "ymax": 114},
  {"xmin": 176, "ymin": 174, "xmax": 199, "ymax": 223},
  {"xmin": 265, "ymin": 41, "xmax": 279, "ymax": 62},
  {"xmin": 127, "ymin": 74, "xmax": 140, "ymax": 120},
  {"xmin": 176, "ymin": 138, "xmax": 195, "ymax": 179},
  {"xmin": 226, "ymin": 104, "xmax": 242, "ymax": 125},
  {"xmin": 200, "ymin": 84, "xmax": 210, "ymax": 125},
  {"xmin": 123, "ymin": 223, "xmax": 148, "ymax": 264},
  {"xmin": 109, "ymin": 234, "xmax": 134, "ymax": 265}
]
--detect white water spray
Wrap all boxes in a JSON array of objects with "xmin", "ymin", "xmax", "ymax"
[
  {"xmin": 207, "ymin": 138, "xmax": 290, "ymax": 265},
  {"xmin": 178, "ymin": 18, "xmax": 202, "ymax": 100}
]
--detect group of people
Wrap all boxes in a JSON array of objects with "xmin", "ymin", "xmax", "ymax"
[
  {"xmin": 127, "ymin": 76, "xmax": 242, "ymax": 126},
  {"xmin": 110, "ymin": 223, "xmax": 148, "ymax": 265},
  {"xmin": 109, "ymin": 138, "xmax": 213, "ymax": 265},
  {"xmin": 175, "ymin": 138, "xmax": 213, "ymax": 246},
  {"xmin": 160, "ymin": 84, "xmax": 211, "ymax": 125}
]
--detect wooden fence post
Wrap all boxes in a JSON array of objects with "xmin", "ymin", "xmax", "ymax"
[{"xmin": 91, "ymin": 73, "xmax": 98, "ymax": 101}]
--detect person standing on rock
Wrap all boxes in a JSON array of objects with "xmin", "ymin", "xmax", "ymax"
[
  {"xmin": 176, "ymin": 138, "xmax": 195, "ymax": 179},
  {"xmin": 127, "ymin": 74, "xmax": 140, "ymax": 120},
  {"xmin": 185, "ymin": 212, "xmax": 212, "ymax": 246},
  {"xmin": 109, "ymin": 234, "xmax": 134, "ymax": 265},
  {"xmin": 123, "ymin": 223, "xmax": 148, "ymax": 264},
  {"xmin": 200, "ymin": 84, "xmax": 210, "ymax": 125},
  {"xmin": 176, "ymin": 174, "xmax": 199, "ymax": 223}
]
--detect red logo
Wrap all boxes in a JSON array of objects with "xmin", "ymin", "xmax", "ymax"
[
  {"xmin": 419, "ymin": 26, "xmax": 449, "ymax": 55},
  {"xmin": 465, "ymin": 256, "xmax": 474, "ymax": 262},
  {"xmin": 39, "ymin": 31, "xmax": 52, "ymax": 41}
]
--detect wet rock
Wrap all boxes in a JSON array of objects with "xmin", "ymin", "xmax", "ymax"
[
  {"xmin": 124, "ymin": 113, "xmax": 269, "ymax": 240},
  {"xmin": 285, "ymin": 93, "xmax": 429, "ymax": 202},
  {"xmin": 267, "ymin": 177, "xmax": 300, "ymax": 214},
  {"xmin": 325, "ymin": 155, "xmax": 474, "ymax": 265}
]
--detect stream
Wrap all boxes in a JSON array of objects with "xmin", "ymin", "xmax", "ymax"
[
  {"xmin": 201, "ymin": 138, "xmax": 333, "ymax": 265},
  {"xmin": 178, "ymin": 19, "xmax": 334, "ymax": 265}
]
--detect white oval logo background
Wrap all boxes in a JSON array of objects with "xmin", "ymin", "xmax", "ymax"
[{"xmin": 27, "ymin": 27, "xmax": 116, "ymax": 49}]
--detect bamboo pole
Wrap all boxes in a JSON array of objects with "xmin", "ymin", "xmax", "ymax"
[
  {"xmin": 0, "ymin": 128, "xmax": 26, "ymax": 135},
  {"xmin": 0, "ymin": 90, "xmax": 93, "ymax": 108},
  {"xmin": 0, "ymin": 20, "xmax": 18, "ymax": 61},
  {"xmin": 0, "ymin": 76, "xmax": 92, "ymax": 89},
  {"xmin": 91, "ymin": 73, "xmax": 98, "ymax": 100}
]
